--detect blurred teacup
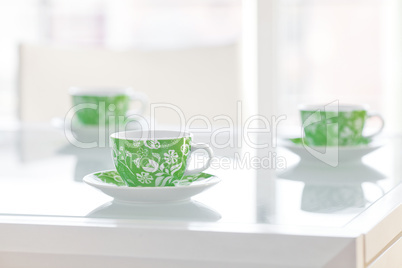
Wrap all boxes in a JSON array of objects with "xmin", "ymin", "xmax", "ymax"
[
  {"xmin": 110, "ymin": 130, "xmax": 214, "ymax": 187},
  {"xmin": 299, "ymin": 104, "xmax": 384, "ymax": 146},
  {"xmin": 70, "ymin": 87, "xmax": 148, "ymax": 126}
]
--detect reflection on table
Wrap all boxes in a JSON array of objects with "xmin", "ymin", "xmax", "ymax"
[
  {"xmin": 87, "ymin": 200, "xmax": 221, "ymax": 222},
  {"xmin": 278, "ymin": 160, "xmax": 385, "ymax": 213}
]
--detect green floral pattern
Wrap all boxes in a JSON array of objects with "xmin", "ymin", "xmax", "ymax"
[
  {"xmin": 111, "ymin": 137, "xmax": 192, "ymax": 187},
  {"xmin": 72, "ymin": 95, "xmax": 130, "ymax": 125},
  {"xmin": 301, "ymin": 110, "xmax": 367, "ymax": 146},
  {"xmin": 173, "ymin": 172, "xmax": 214, "ymax": 186},
  {"xmin": 94, "ymin": 170, "xmax": 126, "ymax": 186},
  {"xmin": 290, "ymin": 137, "xmax": 371, "ymax": 146},
  {"xmin": 94, "ymin": 170, "xmax": 214, "ymax": 187}
]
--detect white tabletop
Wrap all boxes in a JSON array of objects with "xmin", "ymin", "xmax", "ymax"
[
  {"xmin": 0, "ymin": 124, "xmax": 401, "ymax": 267},
  {"xmin": 0, "ymin": 124, "xmax": 399, "ymax": 226}
]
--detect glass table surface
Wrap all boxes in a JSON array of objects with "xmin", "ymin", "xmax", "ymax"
[{"xmin": 0, "ymin": 124, "xmax": 400, "ymax": 229}]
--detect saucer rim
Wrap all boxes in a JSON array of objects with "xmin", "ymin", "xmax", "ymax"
[
  {"xmin": 83, "ymin": 169, "xmax": 221, "ymax": 190},
  {"xmin": 279, "ymin": 137, "xmax": 384, "ymax": 150}
]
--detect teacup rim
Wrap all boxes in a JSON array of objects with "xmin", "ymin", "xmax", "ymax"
[
  {"xmin": 69, "ymin": 86, "xmax": 134, "ymax": 97},
  {"xmin": 110, "ymin": 130, "xmax": 193, "ymax": 140},
  {"xmin": 298, "ymin": 103, "xmax": 370, "ymax": 112}
]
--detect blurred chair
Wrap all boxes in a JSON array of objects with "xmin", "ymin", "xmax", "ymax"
[{"xmin": 18, "ymin": 43, "xmax": 241, "ymax": 125}]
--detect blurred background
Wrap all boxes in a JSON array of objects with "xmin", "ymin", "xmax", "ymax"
[{"xmin": 0, "ymin": 0, "xmax": 401, "ymax": 133}]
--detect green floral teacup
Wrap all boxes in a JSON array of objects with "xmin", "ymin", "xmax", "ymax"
[
  {"xmin": 300, "ymin": 104, "xmax": 384, "ymax": 146},
  {"xmin": 110, "ymin": 130, "xmax": 214, "ymax": 187},
  {"xmin": 70, "ymin": 87, "xmax": 148, "ymax": 126}
]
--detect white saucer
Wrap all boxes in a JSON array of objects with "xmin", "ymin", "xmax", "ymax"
[
  {"xmin": 83, "ymin": 170, "xmax": 221, "ymax": 204},
  {"xmin": 279, "ymin": 137, "xmax": 384, "ymax": 164}
]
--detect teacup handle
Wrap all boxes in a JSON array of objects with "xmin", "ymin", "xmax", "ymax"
[
  {"xmin": 184, "ymin": 143, "xmax": 214, "ymax": 176},
  {"xmin": 127, "ymin": 92, "xmax": 148, "ymax": 116},
  {"xmin": 364, "ymin": 112, "xmax": 385, "ymax": 139}
]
